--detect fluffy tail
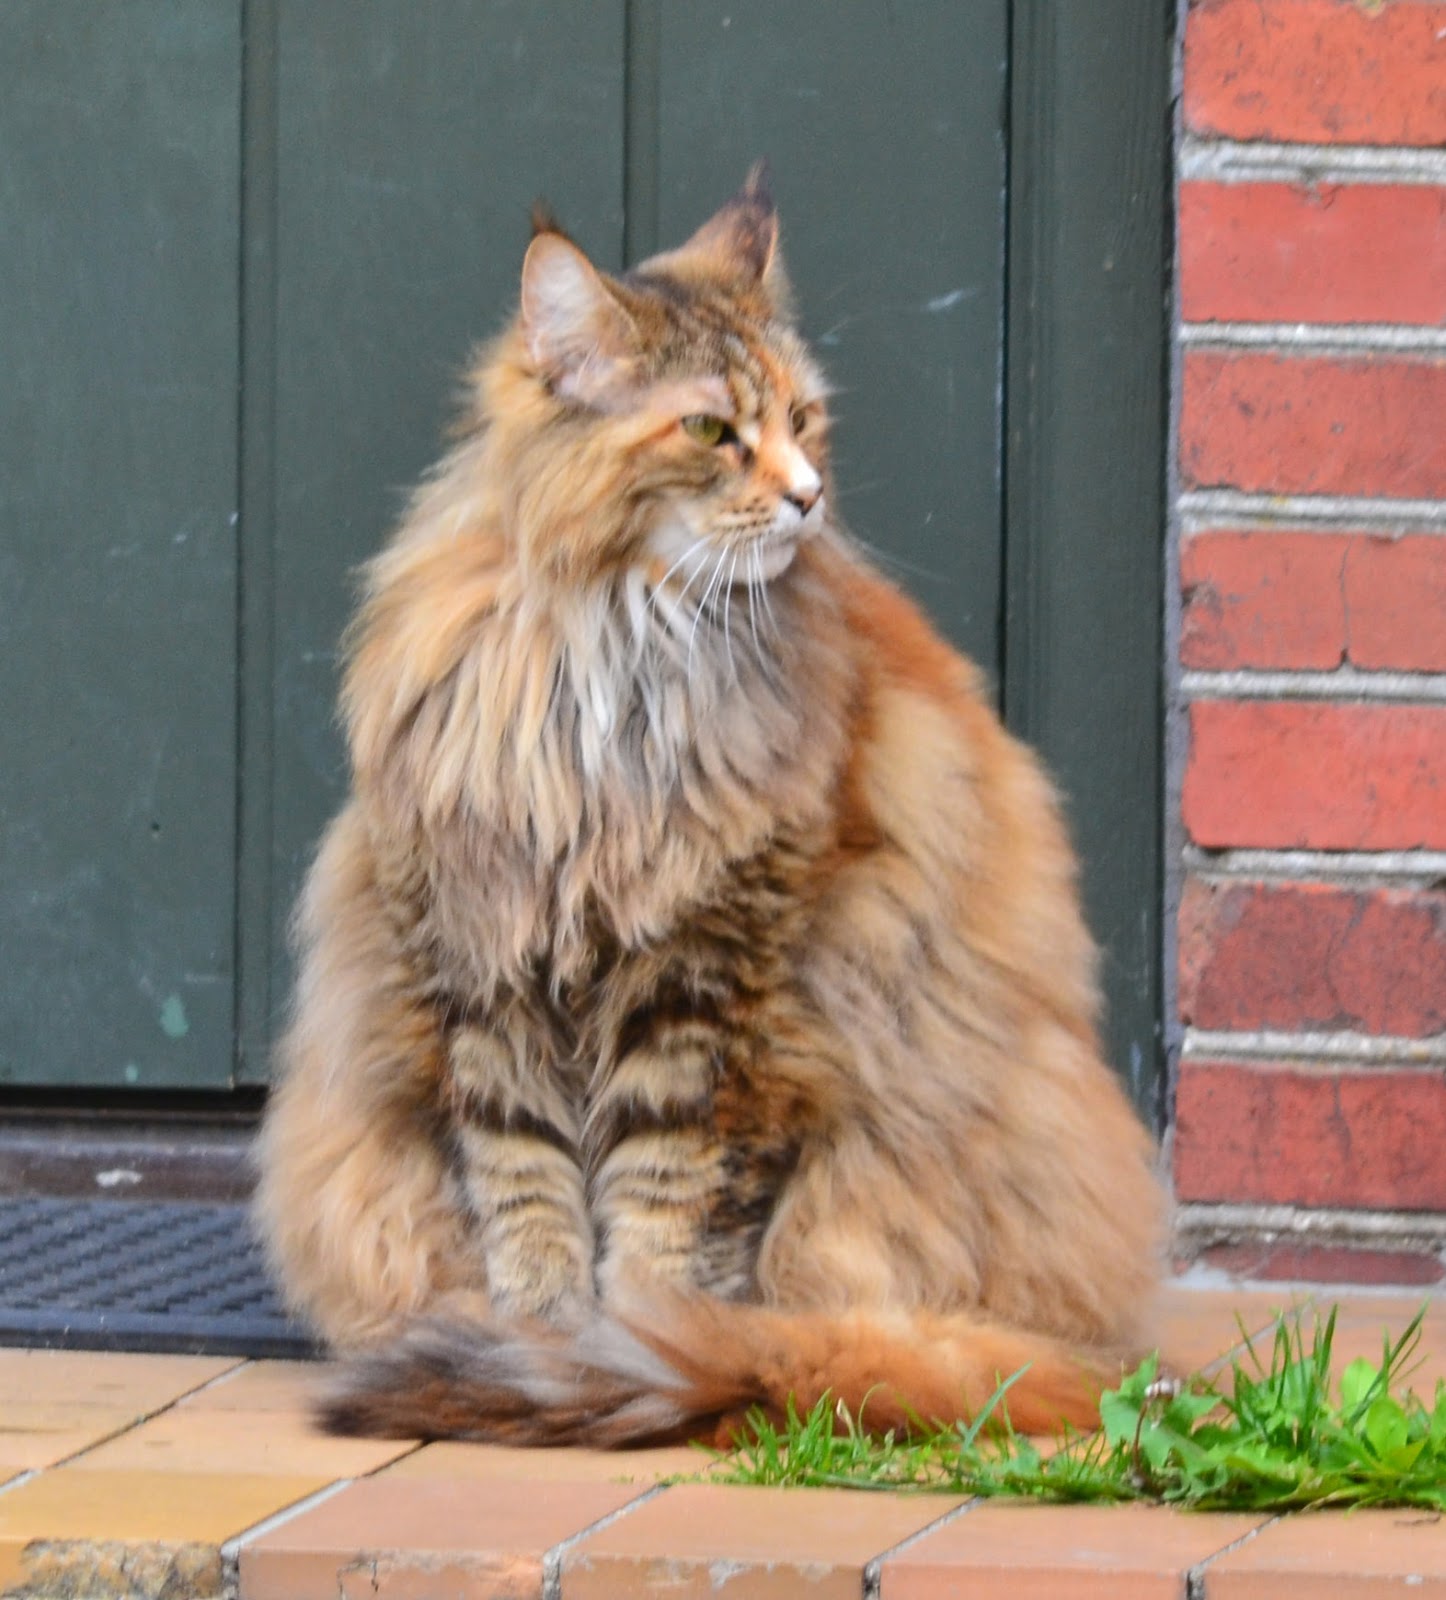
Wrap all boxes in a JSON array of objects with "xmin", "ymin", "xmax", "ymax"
[{"xmin": 319, "ymin": 1296, "xmax": 1120, "ymax": 1447}]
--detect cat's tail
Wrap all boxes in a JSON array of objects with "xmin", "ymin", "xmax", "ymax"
[{"xmin": 318, "ymin": 1294, "xmax": 1120, "ymax": 1447}]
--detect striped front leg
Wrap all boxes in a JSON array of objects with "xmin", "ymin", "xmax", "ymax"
[
  {"xmin": 586, "ymin": 1019, "xmax": 733, "ymax": 1301},
  {"xmin": 447, "ymin": 1023, "xmax": 594, "ymax": 1327}
]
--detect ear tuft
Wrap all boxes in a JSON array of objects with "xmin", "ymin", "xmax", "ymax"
[
  {"xmin": 530, "ymin": 200, "xmax": 567, "ymax": 240},
  {"xmin": 742, "ymin": 158, "xmax": 773, "ymax": 209},
  {"xmin": 682, "ymin": 162, "xmax": 780, "ymax": 286}
]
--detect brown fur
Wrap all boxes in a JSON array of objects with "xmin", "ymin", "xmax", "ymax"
[{"xmin": 256, "ymin": 167, "xmax": 1165, "ymax": 1446}]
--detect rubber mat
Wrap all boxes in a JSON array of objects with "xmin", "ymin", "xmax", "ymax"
[{"xmin": 0, "ymin": 1196, "xmax": 315, "ymax": 1356}]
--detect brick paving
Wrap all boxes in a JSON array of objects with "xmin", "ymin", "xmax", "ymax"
[{"xmin": 0, "ymin": 1284, "xmax": 1441, "ymax": 1597}]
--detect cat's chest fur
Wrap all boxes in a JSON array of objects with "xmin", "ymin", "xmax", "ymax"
[{"xmin": 376, "ymin": 576, "xmax": 849, "ymax": 1009}]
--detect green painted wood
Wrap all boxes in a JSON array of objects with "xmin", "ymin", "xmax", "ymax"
[
  {"xmin": 235, "ymin": 0, "xmax": 281, "ymax": 1088},
  {"xmin": 250, "ymin": 0, "xmax": 627, "ymax": 1078},
  {"xmin": 1005, "ymin": 4, "xmax": 1171, "ymax": 1117},
  {"xmin": 0, "ymin": 4, "xmax": 1167, "ymax": 1109},
  {"xmin": 0, "ymin": 3, "xmax": 242, "ymax": 1089},
  {"xmin": 653, "ymin": 2, "xmax": 1010, "ymax": 672}
]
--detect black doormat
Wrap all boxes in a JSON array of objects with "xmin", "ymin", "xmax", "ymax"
[{"xmin": 0, "ymin": 1196, "xmax": 316, "ymax": 1357}]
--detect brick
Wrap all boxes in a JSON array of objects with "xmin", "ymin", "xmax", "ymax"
[
  {"xmin": 1182, "ymin": 701, "xmax": 1446, "ymax": 849},
  {"xmin": 1179, "ymin": 182, "xmax": 1446, "ymax": 327},
  {"xmin": 1181, "ymin": 530, "xmax": 1346, "ymax": 669},
  {"xmin": 0, "ymin": 1469, "xmax": 322, "ymax": 1596},
  {"xmin": 879, "ymin": 1503, "xmax": 1267, "ymax": 1599},
  {"xmin": 1183, "ymin": 0, "xmax": 1446, "ymax": 147},
  {"xmin": 1182, "ymin": 530, "xmax": 1446, "ymax": 672},
  {"xmin": 1173, "ymin": 1060, "xmax": 1446, "ymax": 1209},
  {"xmin": 1180, "ymin": 350, "xmax": 1446, "ymax": 499},
  {"xmin": 1206, "ymin": 1508, "xmax": 1446, "ymax": 1597},
  {"xmin": 1345, "ymin": 534, "xmax": 1446, "ymax": 671},
  {"xmin": 562, "ymin": 1484, "xmax": 960, "ymax": 1600},
  {"xmin": 1154, "ymin": 1286, "xmax": 1317, "ymax": 1374},
  {"xmin": 1190, "ymin": 1240, "xmax": 1446, "ymax": 1288},
  {"xmin": 1178, "ymin": 877, "xmax": 1446, "ymax": 1037},
  {"xmin": 238, "ymin": 1475, "xmax": 646, "ymax": 1600}
]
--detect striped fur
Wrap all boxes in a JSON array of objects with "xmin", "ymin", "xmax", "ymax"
[{"xmin": 255, "ymin": 167, "xmax": 1165, "ymax": 1441}]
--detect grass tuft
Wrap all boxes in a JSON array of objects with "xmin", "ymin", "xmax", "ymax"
[{"xmin": 706, "ymin": 1306, "xmax": 1446, "ymax": 1510}]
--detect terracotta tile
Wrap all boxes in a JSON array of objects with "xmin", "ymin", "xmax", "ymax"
[
  {"xmin": 1320, "ymin": 1317, "xmax": 1446, "ymax": 1393},
  {"xmin": 0, "ymin": 1403, "xmax": 138, "ymax": 1474},
  {"xmin": 67, "ymin": 1403, "xmax": 416, "ymax": 1478},
  {"xmin": 0, "ymin": 1348, "xmax": 237, "ymax": 1412},
  {"xmin": 179, "ymin": 1359, "xmax": 327, "ymax": 1415},
  {"xmin": 881, "ymin": 1503, "xmax": 1267, "ymax": 1599},
  {"xmin": 562, "ymin": 1483, "xmax": 963, "ymax": 1599},
  {"xmin": 238, "ymin": 1474, "xmax": 646, "ymax": 1600},
  {"xmin": 1205, "ymin": 1508, "xmax": 1446, "ymax": 1597},
  {"xmin": 381, "ymin": 1439, "xmax": 712, "ymax": 1485},
  {"xmin": 1155, "ymin": 1286, "xmax": 1316, "ymax": 1376},
  {"xmin": 0, "ymin": 1467, "xmax": 321, "ymax": 1594}
]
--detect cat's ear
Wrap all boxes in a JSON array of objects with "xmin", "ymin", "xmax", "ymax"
[
  {"xmin": 520, "ymin": 232, "xmax": 637, "ymax": 404},
  {"xmin": 683, "ymin": 160, "xmax": 781, "ymax": 289}
]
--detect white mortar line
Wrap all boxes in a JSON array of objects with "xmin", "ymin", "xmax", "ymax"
[
  {"xmin": 1182, "ymin": 667, "xmax": 1446, "ymax": 701},
  {"xmin": 220, "ymin": 1477, "xmax": 355, "ymax": 1561},
  {"xmin": 1175, "ymin": 1201, "xmax": 1446, "ymax": 1247},
  {"xmin": 1181, "ymin": 321, "xmax": 1446, "ymax": 353},
  {"xmin": 1179, "ymin": 515, "xmax": 1441, "ymax": 539},
  {"xmin": 863, "ymin": 1499, "xmax": 981, "ymax": 1598},
  {"xmin": 1180, "ymin": 136, "xmax": 1446, "ymax": 185},
  {"xmin": 1183, "ymin": 846, "xmax": 1446, "ymax": 882},
  {"xmin": 1179, "ymin": 490, "xmax": 1446, "ymax": 529},
  {"xmin": 1186, "ymin": 1520, "xmax": 1281, "ymax": 1600},
  {"xmin": 1183, "ymin": 1028, "xmax": 1446, "ymax": 1065},
  {"xmin": 542, "ymin": 1482, "xmax": 669, "ymax": 1600}
]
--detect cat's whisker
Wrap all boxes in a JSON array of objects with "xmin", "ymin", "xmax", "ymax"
[
  {"xmin": 745, "ymin": 545, "xmax": 762, "ymax": 655},
  {"xmin": 650, "ymin": 544, "xmax": 714, "ymax": 658},
  {"xmin": 836, "ymin": 526, "xmax": 943, "ymax": 585},
  {"xmin": 722, "ymin": 548, "xmax": 741, "ymax": 683},
  {"xmin": 646, "ymin": 539, "xmax": 708, "ymax": 637},
  {"xmin": 686, "ymin": 548, "xmax": 728, "ymax": 676},
  {"xmin": 755, "ymin": 543, "xmax": 781, "ymax": 643}
]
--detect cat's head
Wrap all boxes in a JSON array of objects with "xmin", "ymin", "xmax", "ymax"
[{"xmin": 482, "ymin": 164, "xmax": 831, "ymax": 592}]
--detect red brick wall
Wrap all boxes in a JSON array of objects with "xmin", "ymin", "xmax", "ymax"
[{"xmin": 1172, "ymin": 0, "xmax": 1446, "ymax": 1284}]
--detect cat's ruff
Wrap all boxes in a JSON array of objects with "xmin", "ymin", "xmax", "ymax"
[{"xmin": 256, "ymin": 164, "xmax": 1164, "ymax": 1447}]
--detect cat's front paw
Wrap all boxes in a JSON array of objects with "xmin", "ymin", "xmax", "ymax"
[{"xmin": 488, "ymin": 1238, "xmax": 595, "ymax": 1331}]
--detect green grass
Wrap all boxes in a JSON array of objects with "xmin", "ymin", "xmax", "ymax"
[{"xmin": 706, "ymin": 1306, "xmax": 1446, "ymax": 1511}]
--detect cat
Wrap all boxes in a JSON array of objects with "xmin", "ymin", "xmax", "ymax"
[{"xmin": 255, "ymin": 163, "xmax": 1164, "ymax": 1446}]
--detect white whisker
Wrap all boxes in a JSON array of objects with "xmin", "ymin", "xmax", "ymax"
[
  {"xmin": 722, "ymin": 548, "xmax": 740, "ymax": 683},
  {"xmin": 646, "ymin": 539, "xmax": 707, "ymax": 635},
  {"xmin": 756, "ymin": 543, "xmax": 781, "ymax": 642},
  {"xmin": 687, "ymin": 549, "xmax": 728, "ymax": 675}
]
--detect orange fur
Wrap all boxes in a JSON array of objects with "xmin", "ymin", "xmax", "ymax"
[{"xmin": 256, "ymin": 169, "xmax": 1164, "ymax": 1446}]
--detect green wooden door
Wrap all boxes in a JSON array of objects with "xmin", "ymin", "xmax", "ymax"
[
  {"xmin": 1, "ymin": 4, "xmax": 242, "ymax": 1090},
  {"xmin": 0, "ymin": 4, "xmax": 1164, "ymax": 1110}
]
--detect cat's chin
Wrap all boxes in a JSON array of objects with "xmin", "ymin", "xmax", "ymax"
[{"xmin": 749, "ymin": 535, "xmax": 801, "ymax": 582}]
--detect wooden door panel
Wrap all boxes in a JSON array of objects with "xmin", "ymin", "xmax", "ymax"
[
  {"xmin": 253, "ymin": 0, "xmax": 627, "ymax": 1076},
  {"xmin": 0, "ymin": 2, "xmax": 242, "ymax": 1089},
  {"xmin": 655, "ymin": 0, "xmax": 1010, "ymax": 670}
]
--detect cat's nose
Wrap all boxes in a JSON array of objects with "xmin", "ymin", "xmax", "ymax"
[{"xmin": 784, "ymin": 483, "xmax": 821, "ymax": 516}]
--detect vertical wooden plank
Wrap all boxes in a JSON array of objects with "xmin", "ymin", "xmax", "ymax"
[
  {"xmin": 0, "ymin": 3, "xmax": 242, "ymax": 1089},
  {"xmin": 235, "ymin": 0, "xmax": 280, "ymax": 1086},
  {"xmin": 1005, "ymin": 4, "xmax": 1171, "ymax": 1114},
  {"xmin": 655, "ymin": 1, "xmax": 1010, "ymax": 669},
  {"xmin": 252, "ymin": 0, "xmax": 626, "ymax": 1077}
]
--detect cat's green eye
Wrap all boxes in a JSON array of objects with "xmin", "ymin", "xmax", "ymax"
[
  {"xmin": 681, "ymin": 414, "xmax": 728, "ymax": 447},
  {"xmin": 789, "ymin": 404, "xmax": 810, "ymax": 436}
]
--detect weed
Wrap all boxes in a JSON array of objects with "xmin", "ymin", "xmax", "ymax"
[{"xmin": 707, "ymin": 1306, "xmax": 1446, "ymax": 1510}]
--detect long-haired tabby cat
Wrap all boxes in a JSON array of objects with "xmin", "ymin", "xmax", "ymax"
[{"xmin": 256, "ymin": 164, "xmax": 1163, "ymax": 1446}]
